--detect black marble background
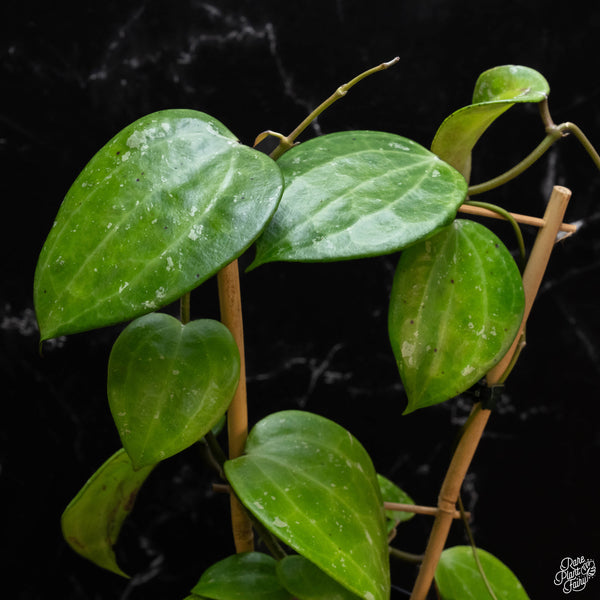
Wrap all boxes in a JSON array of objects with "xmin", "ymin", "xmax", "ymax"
[{"xmin": 2, "ymin": 1, "xmax": 600, "ymax": 599}]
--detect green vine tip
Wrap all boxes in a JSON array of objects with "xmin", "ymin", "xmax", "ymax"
[
  {"xmin": 341, "ymin": 57, "xmax": 400, "ymax": 92},
  {"xmin": 383, "ymin": 56, "xmax": 401, "ymax": 68},
  {"xmin": 269, "ymin": 57, "xmax": 400, "ymax": 160}
]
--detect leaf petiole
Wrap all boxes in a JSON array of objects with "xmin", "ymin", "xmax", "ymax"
[
  {"xmin": 468, "ymin": 102, "xmax": 599, "ymax": 196},
  {"xmin": 467, "ymin": 130, "xmax": 561, "ymax": 196},
  {"xmin": 458, "ymin": 495, "xmax": 498, "ymax": 600},
  {"xmin": 180, "ymin": 292, "xmax": 191, "ymax": 325}
]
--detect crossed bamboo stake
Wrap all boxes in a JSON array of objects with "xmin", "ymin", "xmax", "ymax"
[
  {"xmin": 216, "ymin": 185, "xmax": 574, "ymax": 596},
  {"xmin": 409, "ymin": 185, "xmax": 573, "ymax": 599}
]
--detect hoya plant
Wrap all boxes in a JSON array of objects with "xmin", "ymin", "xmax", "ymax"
[{"xmin": 34, "ymin": 60, "xmax": 599, "ymax": 599}]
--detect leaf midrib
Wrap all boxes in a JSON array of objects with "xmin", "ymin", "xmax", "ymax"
[
  {"xmin": 270, "ymin": 157, "xmax": 444, "ymax": 253},
  {"xmin": 43, "ymin": 149, "xmax": 242, "ymax": 330},
  {"xmin": 231, "ymin": 455, "xmax": 384, "ymax": 598}
]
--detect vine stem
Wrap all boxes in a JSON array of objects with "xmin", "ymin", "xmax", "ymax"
[
  {"xmin": 458, "ymin": 495, "xmax": 498, "ymax": 600},
  {"xmin": 389, "ymin": 547, "xmax": 425, "ymax": 564},
  {"xmin": 466, "ymin": 130, "xmax": 561, "ymax": 196},
  {"xmin": 467, "ymin": 119, "xmax": 600, "ymax": 197},
  {"xmin": 258, "ymin": 57, "xmax": 400, "ymax": 160},
  {"xmin": 409, "ymin": 186, "xmax": 572, "ymax": 600},
  {"xmin": 217, "ymin": 259, "xmax": 255, "ymax": 553},
  {"xmin": 562, "ymin": 121, "xmax": 600, "ymax": 170}
]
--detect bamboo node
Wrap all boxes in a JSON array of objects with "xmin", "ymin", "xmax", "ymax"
[{"xmin": 437, "ymin": 496, "xmax": 457, "ymax": 516}]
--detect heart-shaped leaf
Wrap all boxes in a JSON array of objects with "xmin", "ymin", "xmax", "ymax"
[
  {"xmin": 225, "ymin": 410, "xmax": 390, "ymax": 600},
  {"xmin": 108, "ymin": 313, "xmax": 240, "ymax": 469},
  {"xmin": 34, "ymin": 109, "xmax": 283, "ymax": 341},
  {"xmin": 190, "ymin": 552, "xmax": 292, "ymax": 600},
  {"xmin": 277, "ymin": 555, "xmax": 362, "ymax": 600},
  {"xmin": 431, "ymin": 65, "xmax": 549, "ymax": 178},
  {"xmin": 435, "ymin": 546, "xmax": 530, "ymax": 599},
  {"xmin": 249, "ymin": 131, "xmax": 467, "ymax": 268},
  {"xmin": 388, "ymin": 220, "xmax": 524, "ymax": 413},
  {"xmin": 61, "ymin": 448, "xmax": 155, "ymax": 577}
]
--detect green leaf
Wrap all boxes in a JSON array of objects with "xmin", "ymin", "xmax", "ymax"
[
  {"xmin": 224, "ymin": 410, "xmax": 390, "ymax": 600},
  {"xmin": 431, "ymin": 65, "xmax": 549, "ymax": 178},
  {"xmin": 61, "ymin": 448, "xmax": 155, "ymax": 577},
  {"xmin": 388, "ymin": 220, "xmax": 524, "ymax": 413},
  {"xmin": 435, "ymin": 546, "xmax": 530, "ymax": 599},
  {"xmin": 34, "ymin": 109, "xmax": 283, "ymax": 340},
  {"xmin": 190, "ymin": 552, "xmax": 292, "ymax": 600},
  {"xmin": 108, "ymin": 313, "xmax": 240, "ymax": 469},
  {"xmin": 276, "ymin": 555, "xmax": 362, "ymax": 600},
  {"xmin": 377, "ymin": 474, "xmax": 414, "ymax": 530},
  {"xmin": 249, "ymin": 131, "xmax": 467, "ymax": 268}
]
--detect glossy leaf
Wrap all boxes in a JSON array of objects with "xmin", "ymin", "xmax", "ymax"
[
  {"xmin": 389, "ymin": 220, "xmax": 524, "ymax": 413},
  {"xmin": 61, "ymin": 448, "xmax": 155, "ymax": 577},
  {"xmin": 224, "ymin": 410, "xmax": 390, "ymax": 600},
  {"xmin": 108, "ymin": 313, "xmax": 240, "ymax": 469},
  {"xmin": 431, "ymin": 65, "xmax": 549, "ymax": 178},
  {"xmin": 34, "ymin": 109, "xmax": 283, "ymax": 340},
  {"xmin": 277, "ymin": 555, "xmax": 362, "ymax": 600},
  {"xmin": 190, "ymin": 552, "xmax": 292, "ymax": 600},
  {"xmin": 249, "ymin": 131, "xmax": 467, "ymax": 268},
  {"xmin": 377, "ymin": 474, "xmax": 415, "ymax": 529},
  {"xmin": 435, "ymin": 546, "xmax": 530, "ymax": 599}
]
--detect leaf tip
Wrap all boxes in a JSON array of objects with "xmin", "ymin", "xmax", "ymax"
[
  {"xmin": 62, "ymin": 532, "xmax": 130, "ymax": 578},
  {"xmin": 110, "ymin": 564, "xmax": 131, "ymax": 579},
  {"xmin": 244, "ymin": 256, "xmax": 264, "ymax": 273},
  {"xmin": 401, "ymin": 403, "xmax": 417, "ymax": 416}
]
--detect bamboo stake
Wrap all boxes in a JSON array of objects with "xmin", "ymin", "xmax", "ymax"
[
  {"xmin": 409, "ymin": 186, "xmax": 573, "ymax": 600},
  {"xmin": 217, "ymin": 259, "xmax": 254, "ymax": 553},
  {"xmin": 384, "ymin": 502, "xmax": 469, "ymax": 520},
  {"xmin": 409, "ymin": 406, "xmax": 492, "ymax": 600},
  {"xmin": 486, "ymin": 186, "xmax": 572, "ymax": 383},
  {"xmin": 458, "ymin": 203, "xmax": 576, "ymax": 234}
]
